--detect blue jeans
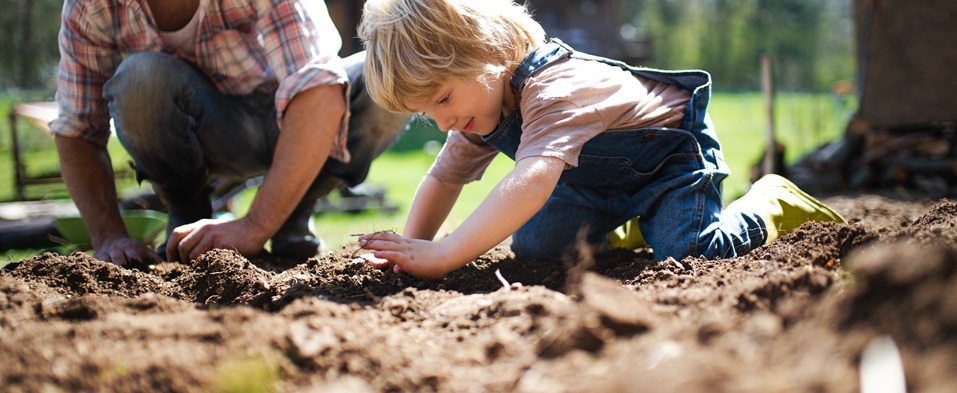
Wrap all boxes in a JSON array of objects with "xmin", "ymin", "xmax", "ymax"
[
  {"xmin": 485, "ymin": 40, "xmax": 766, "ymax": 261},
  {"xmin": 508, "ymin": 122, "xmax": 766, "ymax": 261},
  {"xmin": 105, "ymin": 52, "xmax": 279, "ymax": 193}
]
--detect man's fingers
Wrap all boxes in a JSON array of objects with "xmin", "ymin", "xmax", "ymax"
[
  {"xmin": 166, "ymin": 230, "xmax": 184, "ymax": 262},
  {"xmin": 109, "ymin": 251, "xmax": 128, "ymax": 267},
  {"xmin": 187, "ymin": 233, "xmax": 217, "ymax": 261},
  {"xmin": 147, "ymin": 252, "xmax": 164, "ymax": 264},
  {"xmin": 93, "ymin": 238, "xmax": 164, "ymax": 267},
  {"xmin": 176, "ymin": 230, "xmax": 205, "ymax": 263}
]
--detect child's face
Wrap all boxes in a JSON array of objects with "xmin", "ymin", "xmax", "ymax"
[{"xmin": 410, "ymin": 74, "xmax": 510, "ymax": 135}]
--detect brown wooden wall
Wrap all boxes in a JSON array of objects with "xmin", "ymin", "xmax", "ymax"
[{"xmin": 853, "ymin": 0, "xmax": 957, "ymax": 130}]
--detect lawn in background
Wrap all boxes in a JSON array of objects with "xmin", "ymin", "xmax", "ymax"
[
  {"xmin": 711, "ymin": 91, "xmax": 852, "ymax": 199},
  {"xmin": 0, "ymin": 91, "xmax": 852, "ymax": 260}
]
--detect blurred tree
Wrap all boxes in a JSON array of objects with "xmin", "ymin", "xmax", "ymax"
[
  {"xmin": 0, "ymin": 0, "xmax": 854, "ymax": 92},
  {"xmin": 619, "ymin": 0, "xmax": 854, "ymax": 91},
  {"xmin": 20, "ymin": 0, "xmax": 37, "ymax": 87},
  {"xmin": 1, "ymin": 0, "xmax": 61, "ymax": 89}
]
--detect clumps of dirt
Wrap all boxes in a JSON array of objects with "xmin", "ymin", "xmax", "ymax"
[
  {"xmin": 840, "ymin": 240, "xmax": 957, "ymax": 341},
  {"xmin": 749, "ymin": 221, "xmax": 875, "ymax": 267},
  {"xmin": 537, "ymin": 272, "xmax": 657, "ymax": 358},
  {"xmin": 269, "ymin": 245, "xmax": 566, "ymax": 309},
  {"xmin": 172, "ymin": 249, "xmax": 278, "ymax": 308},
  {"xmin": 837, "ymin": 200, "xmax": 957, "ymax": 342},
  {"xmin": 812, "ymin": 201, "xmax": 957, "ymax": 391},
  {"xmin": 1, "ymin": 196, "xmax": 957, "ymax": 392},
  {"xmin": 0, "ymin": 275, "xmax": 62, "ymax": 327},
  {"xmin": 37, "ymin": 292, "xmax": 195, "ymax": 322},
  {"xmin": 5, "ymin": 251, "xmax": 172, "ymax": 298},
  {"xmin": 824, "ymin": 193, "xmax": 941, "ymax": 228}
]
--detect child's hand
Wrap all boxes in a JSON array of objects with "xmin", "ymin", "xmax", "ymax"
[{"xmin": 354, "ymin": 232, "xmax": 456, "ymax": 280}]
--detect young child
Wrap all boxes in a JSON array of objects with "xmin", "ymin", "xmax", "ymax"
[{"xmin": 355, "ymin": 0, "xmax": 846, "ymax": 280}]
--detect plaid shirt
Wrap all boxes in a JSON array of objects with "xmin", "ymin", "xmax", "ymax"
[{"xmin": 52, "ymin": 0, "xmax": 351, "ymax": 162}]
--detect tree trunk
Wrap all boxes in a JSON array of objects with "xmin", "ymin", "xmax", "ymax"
[{"xmin": 19, "ymin": 0, "xmax": 38, "ymax": 88}]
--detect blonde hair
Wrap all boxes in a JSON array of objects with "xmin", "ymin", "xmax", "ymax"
[{"xmin": 358, "ymin": 0, "xmax": 546, "ymax": 113}]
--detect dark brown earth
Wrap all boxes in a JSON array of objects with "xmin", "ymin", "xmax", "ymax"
[{"xmin": 2, "ymin": 193, "xmax": 956, "ymax": 392}]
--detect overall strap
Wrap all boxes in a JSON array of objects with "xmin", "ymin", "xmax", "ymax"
[
  {"xmin": 512, "ymin": 38, "xmax": 711, "ymax": 101},
  {"xmin": 567, "ymin": 47, "xmax": 711, "ymax": 94},
  {"xmin": 510, "ymin": 39, "xmax": 574, "ymax": 94}
]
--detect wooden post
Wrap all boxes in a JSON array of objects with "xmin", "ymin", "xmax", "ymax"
[
  {"xmin": 9, "ymin": 106, "xmax": 25, "ymax": 201},
  {"xmin": 761, "ymin": 55, "xmax": 776, "ymax": 176}
]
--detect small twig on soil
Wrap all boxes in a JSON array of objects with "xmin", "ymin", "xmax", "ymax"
[
  {"xmin": 542, "ymin": 270, "xmax": 561, "ymax": 285},
  {"xmin": 363, "ymin": 288, "xmax": 381, "ymax": 302},
  {"xmin": 46, "ymin": 234, "xmax": 80, "ymax": 252},
  {"xmin": 349, "ymin": 230, "xmax": 397, "ymax": 260}
]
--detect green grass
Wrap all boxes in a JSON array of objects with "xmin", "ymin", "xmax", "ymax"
[
  {"xmin": 711, "ymin": 91, "xmax": 852, "ymax": 199},
  {"xmin": 0, "ymin": 91, "xmax": 852, "ymax": 262},
  {"xmin": 0, "ymin": 96, "xmax": 140, "ymax": 201},
  {"xmin": 310, "ymin": 151, "xmax": 513, "ymax": 252}
]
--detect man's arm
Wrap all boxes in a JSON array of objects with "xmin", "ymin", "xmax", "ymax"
[
  {"xmin": 165, "ymin": 0, "xmax": 349, "ymax": 261},
  {"xmin": 52, "ymin": 0, "xmax": 152, "ymax": 265},
  {"xmin": 245, "ymin": 83, "xmax": 345, "ymax": 239},
  {"xmin": 165, "ymin": 84, "xmax": 346, "ymax": 261},
  {"xmin": 55, "ymin": 135, "xmax": 162, "ymax": 265}
]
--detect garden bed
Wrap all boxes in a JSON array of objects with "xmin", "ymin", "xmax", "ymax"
[{"xmin": 1, "ymin": 193, "xmax": 955, "ymax": 392}]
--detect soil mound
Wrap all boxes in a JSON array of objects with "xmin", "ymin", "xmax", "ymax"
[{"xmin": 1, "ymin": 195, "xmax": 954, "ymax": 392}]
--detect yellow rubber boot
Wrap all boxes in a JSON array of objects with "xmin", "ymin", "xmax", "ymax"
[
  {"xmin": 608, "ymin": 217, "xmax": 647, "ymax": 249},
  {"xmin": 733, "ymin": 174, "xmax": 847, "ymax": 243}
]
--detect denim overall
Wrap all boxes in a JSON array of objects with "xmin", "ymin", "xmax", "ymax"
[{"xmin": 483, "ymin": 39, "xmax": 766, "ymax": 261}]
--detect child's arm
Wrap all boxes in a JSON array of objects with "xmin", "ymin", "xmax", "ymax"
[
  {"xmin": 360, "ymin": 155, "xmax": 565, "ymax": 279},
  {"xmin": 403, "ymin": 174, "xmax": 463, "ymax": 240}
]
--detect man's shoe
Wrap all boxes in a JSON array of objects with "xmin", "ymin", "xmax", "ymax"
[
  {"xmin": 270, "ymin": 190, "xmax": 324, "ymax": 259},
  {"xmin": 271, "ymin": 235, "xmax": 324, "ymax": 259}
]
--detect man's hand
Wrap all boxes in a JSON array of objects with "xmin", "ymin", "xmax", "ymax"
[
  {"xmin": 54, "ymin": 135, "xmax": 163, "ymax": 267},
  {"xmin": 95, "ymin": 236, "xmax": 163, "ymax": 266},
  {"xmin": 356, "ymin": 231, "xmax": 457, "ymax": 280},
  {"xmin": 165, "ymin": 217, "xmax": 271, "ymax": 262}
]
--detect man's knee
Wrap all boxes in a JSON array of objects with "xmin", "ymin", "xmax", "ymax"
[
  {"xmin": 348, "ymin": 88, "xmax": 411, "ymax": 156},
  {"xmin": 105, "ymin": 52, "xmax": 185, "ymax": 101},
  {"xmin": 105, "ymin": 52, "xmax": 195, "ymax": 141}
]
